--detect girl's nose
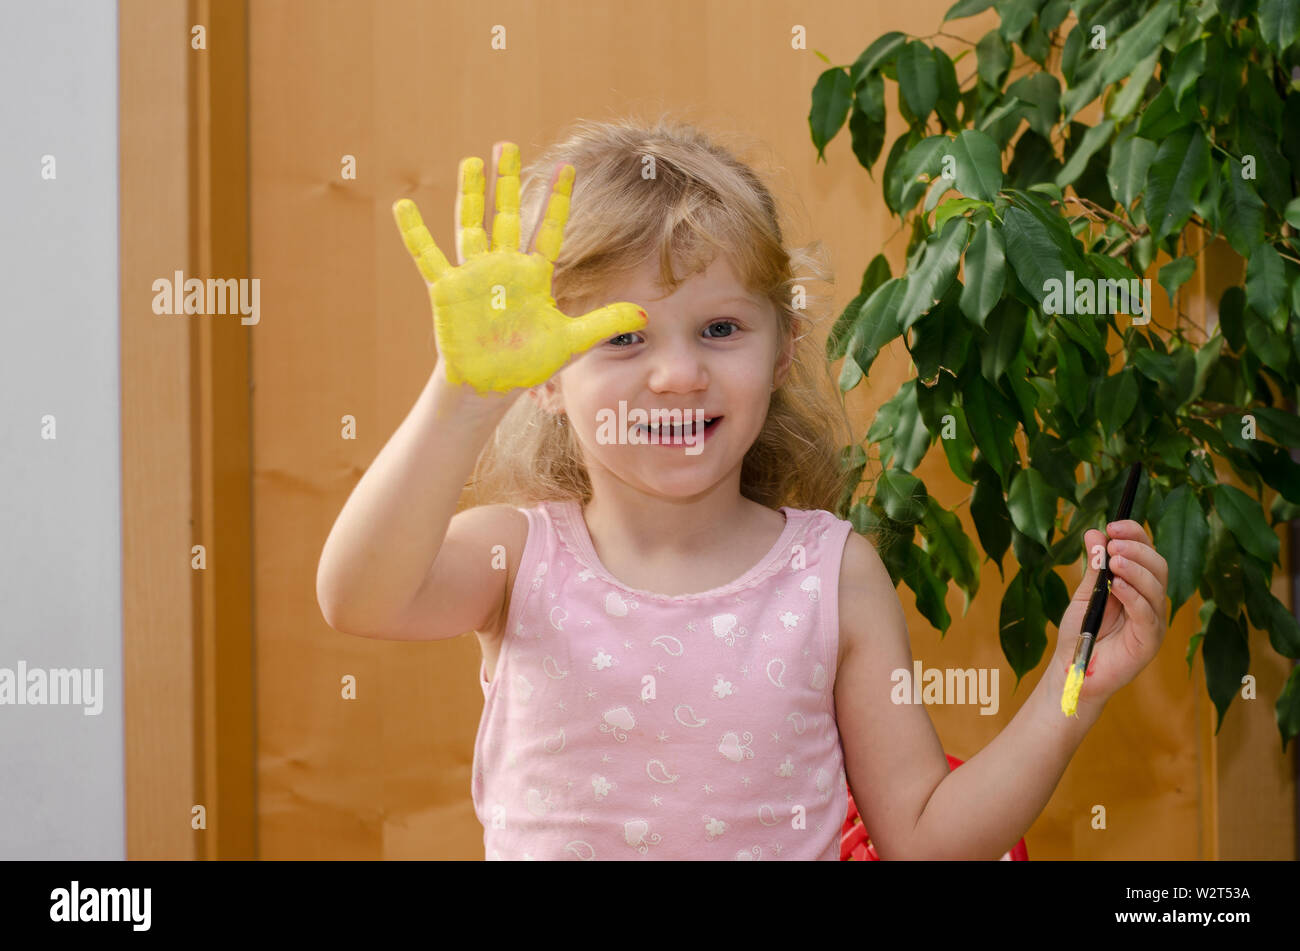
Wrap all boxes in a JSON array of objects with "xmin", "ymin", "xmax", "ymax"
[{"xmin": 645, "ymin": 339, "xmax": 710, "ymax": 392}]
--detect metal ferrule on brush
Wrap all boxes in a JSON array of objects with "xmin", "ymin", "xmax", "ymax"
[{"xmin": 1072, "ymin": 560, "xmax": 1113, "ymax": 670}]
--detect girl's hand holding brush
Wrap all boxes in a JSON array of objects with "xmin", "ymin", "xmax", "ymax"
[{"xmin": 1051, "ymin": 514, "xmax": 1170, "ymax": 719}]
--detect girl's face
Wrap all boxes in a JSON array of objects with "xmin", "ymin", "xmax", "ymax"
[{"xmin": 535, "ymin": 252, "xmax": 795, "ymax": 502}]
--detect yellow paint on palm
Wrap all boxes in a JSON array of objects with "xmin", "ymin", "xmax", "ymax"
[
  {"xmin": 1060, "ymin": 664, "xmax": 1084, "ymax": 717},
  {"xmin": 392, "ymin": 143, "xmax": 646, "ymax": 394}
]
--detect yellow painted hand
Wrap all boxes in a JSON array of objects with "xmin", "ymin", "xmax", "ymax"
[{"xmin": 392, "ymin": 142, "xmax": 647, "ymax": 394}]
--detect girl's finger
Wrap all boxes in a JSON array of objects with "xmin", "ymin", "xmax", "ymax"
[
  {"xmin": 1109, "ymin": 537, "xmax": 1168, "ymax": 590},
  {"xmin": 1106, "ymin": 519, "xmax": 1146, "ymax": 538},
  {"xmin": 1109, "ymin": 567, "xmax": 1159, "ymax": 634},
  {"xmin": 1109, "ymin": 553, "xmax": 1161, "ymax": 618}
]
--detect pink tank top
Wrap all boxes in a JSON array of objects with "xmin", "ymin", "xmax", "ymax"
[{"xmin": 471, "ymin": 498, "xmax": 854, "ymax": 860}]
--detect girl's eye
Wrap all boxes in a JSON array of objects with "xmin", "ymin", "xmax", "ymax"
[{"xmin": 607, "ymin": 320, "xmax": 739, "ymax": 348}]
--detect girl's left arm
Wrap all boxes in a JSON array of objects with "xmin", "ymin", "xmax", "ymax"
[{"xmin": 906, "ymin": 520, "xmax": 1169, "ymax": 859}]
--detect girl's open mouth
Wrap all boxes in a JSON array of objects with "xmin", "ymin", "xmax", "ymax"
[{"xmin": 636, "ymin": 416, "xmax": 722, "ymax": 445}]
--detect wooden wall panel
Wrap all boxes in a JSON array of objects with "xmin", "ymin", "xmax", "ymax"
[
  {"xmin": 121, "ymin": 0, "xmax": 254, "ymax": 859},
  {"xmin": 234, "ymin": 0, "xmax": 1293, "ymax": 859},
  {"xmin": 121, "ymin": 0, "xmax": 197, "ymax": 861}
]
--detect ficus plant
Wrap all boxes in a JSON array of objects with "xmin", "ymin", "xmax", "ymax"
[{"xmin": 807, "ymin": 0, "xmax": 1300, "ymax": 748}]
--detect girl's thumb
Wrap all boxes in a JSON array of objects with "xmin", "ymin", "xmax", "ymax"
[
  {"xmin": 565, "ymin": 303, "xmax": 648, "ymax": 354},
  {"xmin": 1076, "ymin": 528, "xmax": 1110, "ymax": 597}
]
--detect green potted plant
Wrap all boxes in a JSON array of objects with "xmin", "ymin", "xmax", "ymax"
[{"xmin": 808, "ymin": 0, "xmax": 1300, "ymax": 747}]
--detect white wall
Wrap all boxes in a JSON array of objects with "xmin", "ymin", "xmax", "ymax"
[{"xmin": 0, "ymin": 0, "xmax": 124, "ymax": 859}]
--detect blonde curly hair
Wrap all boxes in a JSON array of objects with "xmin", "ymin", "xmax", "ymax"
[{"xmin": 466, "ymin": 112, "xmax": 865, "ymax": 521}]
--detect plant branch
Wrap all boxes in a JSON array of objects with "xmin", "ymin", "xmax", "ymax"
[
  {"xmin": 924, "ymin": 29, "xmax": 978, "ymax": 46},
  {"xmin": 1060, "ymin": 196, "xmax": 1141, "ymax": 233},
  {"xmin": 1188, "ymin": 400, "xmax": 1252, "ymax": 419},
  {"xmin": 1107, "ymin": 224, "xmax": 1151, "ymax": 257}
]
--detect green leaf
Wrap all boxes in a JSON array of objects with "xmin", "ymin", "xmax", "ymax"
[
  {"xmin": 1237, "ymin": 115, "xmax": 1292, "ymax": 211},
  {"xmin": 875, "ymin": 466, "xmax": 929, "ymax": 523},
  {"xmin": 1244, "ymin": 305, "xmax": 1292, "ymax": 372},
  {"xmin": 1100, "ymin": 2, "xmax": 1175, "ymax": 87},
  {"xmin": 998, "ymin": 0, "xmax": 1041, "ymax": 43},
  {"xmin": 948, "ymin": 129, "xmax": 1004, "ymax": 202},
  {"xmin": 1055, "ymin": 118, "xmax": 1114, "ymax": 189},
  {"xmin": 971, "ymin": 455, "xmax": 1012, "ymax": 573},
  {"xmin": 936, "ymin": 401, "xmax": 978, "ymax": 485},
  {"xmin": 893, "ymin": 395, "xmax": 934, "ymax": 474},
  {"xmin": 1253, "ymin": 406, "xmax": 1300, "ymax": 447},
  {"xmin": 1213, "ymin": 483, "xmax": 1280, "ymax": 564},
  {"xmin": 1157, "ymin": 256, "xmax": 1196, "ymax": 307},
  {"xmin": 1189, "ymin": 334, "xmax": 1225, "ymax": 406},
  {"xmin": 849, "ymin": 72, "xmax": 887, "ymax": 172},
  {"xmin": 945, "ymin": 0, "xmax": 996, "ymax": 19},
  {"xmin": 838, "ymin": 352, "xmax": 864, "ymax": 391},
  {"xmin": 1000, "ymin": 568, "xmax": 1048, "ymax": 687},
  {"xmin": 1218, "ymin": 285, "xmax": 1246, "ymax": 350},
  {"xmin": 1257, "ymin": 0, "xmax": 1300, "ymax": 57},
  {"xmin": 810, "ymin": 68, "xmax": 854, "ymax": 160},
  {"xmin": 849, "ymin": 32, "xmax": 908, "ymax": 87},
  {"xmin": 935, "ymin": 197, "xmax": 989, "ymax": 231},
  {"xmin": 900, "ymin": 542, "xmax": 952, "ymax": 633},
  {"xmin": 1053, "ymin": 336, "xmax": 1088, "ymax": 421},
  {"xmin": 979, "ymin": 96, "xmax": 1030, "ymax": 145},
  {"xmin": 1220, "ymin": 159, "xmax": 1267, "ymax": 258},
  {"xmin": 979, "ymin": 295, "xmax": 1028, "ymax": 381},
  {"xmin": 1284, "ymin": 197, "xmax": 1300, "ymax": 230},
  {"xmin": 1107, "ymin": 128, "xmax": 1156, "ymax": 207},
  {"xmin": 919, "ymin": 497, "xmax": 980, "ymax": 612},
  {"xmin": 1245, "ymin": 244, "xmax": 1288, "ymax": 332},
  {"xmin": 933, "ymin": 46, "xmax": 962, "ymax": 130},
  {"xmin": 897, "ymin": 217, "xmax": 971, "ymax": 330},
  {"xmin": 964, "ymin": 374, "xmax": 1020, "ymax": 485},
  {"xmin": 1007, "ymin": 467, "xmax": 1057, "ymax": 548},
  {"xmin": 1264, "ymin": 595, "xmax": 1300, "ymax": 659},
  {"xmin": 1143, "ymin": 127, "xmax": 1212, "ymax": 241},
  {"xmin": 898, "ymin": 41, "xmax": 940, "ymax": 120},
  {"xmin": 844, "ymin": 277, "xmax": 909, "ymax": 375},
  {"xmin": 1136, "ymin": 86, "xmax": 1198, "ymax": 140},
  {"xmin": 885, "ymin": 135, "xmax": 949, "ymax": 214},
  {"xmin": 1095, "ymin": 367, "xmax": 1139, "ymax": 437},
  {"xmin": 1198, "ymin": 35, "xmax": 1244, "ymax": 126},
  {"xmin": 1152, "ymin": 483, "xmax": 1209, "ymax": 625},
  {"xmin": 976, "ymin": 29, "xmax": 1012, "ymax": 87},
  {"xmin": 1107, "ymin": 48, "xmax": 1160, "ymax": 123},
  {"xmin": 1248, "ymin": 442, "xmax": 1300, "ymax": 505},
  {"xmin": 1167, "ymin": 37, "xmax": 1206, "ymax": 111},
  {"xmin": 909, "ymin": 294, "xmax": 972, "ymax": 382},
  {"xmin": 1001, "ymin": 205, "xmax": 1070, "ymax": 310},
  {"xmin": 960, "ymin": 220, "xmax": 1006, "ymax": 327},
  {"xmin": 1005, "ymin": 72, "xmax": 1061, "ymax": 139},
  {"xmin": 827, "ymin": 255, "xmax": 891, "ymax": 360},
  {"xmin": 1202, "ymin": 609, "xmax": 1250, "ymax": 734},
  {"xmin": 1278, "ymin": 667, "xmax": 1300, "ymax": 752},
  {"xmin": 1208, "ymin": 510, "xmax": 1248, "ymax": 614}
]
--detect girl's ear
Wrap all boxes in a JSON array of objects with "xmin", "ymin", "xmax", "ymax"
[
  {"xmin": 773, "ymin": 325, "xmax": 798, "ymax": 389},
  {"xmin": 528, "ymin": 379, "xmax": 564, "ymax": 416}
]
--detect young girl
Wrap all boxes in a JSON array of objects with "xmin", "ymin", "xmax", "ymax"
[{"xmin": 316, "ymin": 117, "xmax": 1170, "ymax": 861}]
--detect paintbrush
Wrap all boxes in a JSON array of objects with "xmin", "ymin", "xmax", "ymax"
[{"xmin": 1061, "ymin": 461, "xmax": 1143, "ymax": 717}]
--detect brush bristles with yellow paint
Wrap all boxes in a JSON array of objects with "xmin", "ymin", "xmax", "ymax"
[
  {"xmin": 1060, "ymin": 462, "xmax": 1142, "ymax": 717},
  {"xmin": 1061, "ymin": 638, "xmax": 1090, "ymax": 717}
]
